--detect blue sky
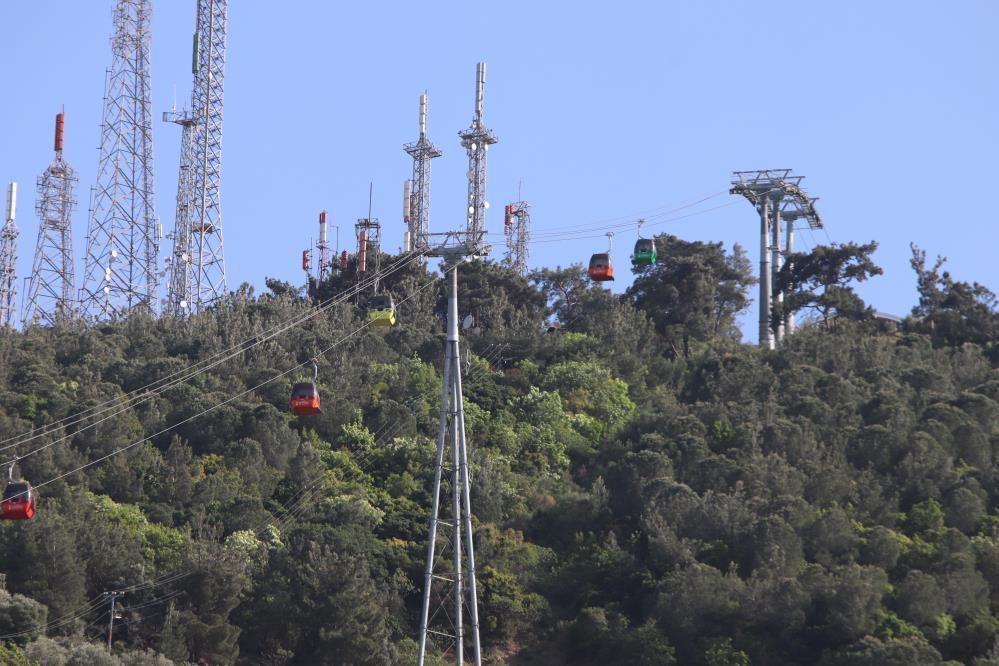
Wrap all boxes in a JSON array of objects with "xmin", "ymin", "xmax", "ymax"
[{"xmin": 1, "ymin": 1, "xmax": 996, "ymax": 341}]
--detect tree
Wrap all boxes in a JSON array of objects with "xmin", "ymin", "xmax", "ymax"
[
  {"xmin": 909, "ymin": 244, "xmax": 998, "ymax": 348},
  {"xmin": 775, "ymin": 241, "xmax": 882, "ymax": 329},
  {"xmin": 626, "ymin": 235, "xmax": 755, "ymax": 356}
]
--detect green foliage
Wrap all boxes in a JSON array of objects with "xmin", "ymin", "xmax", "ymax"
[{"xmin": 0, "ymin": 238, "xmax": 995, "ymax": 663}]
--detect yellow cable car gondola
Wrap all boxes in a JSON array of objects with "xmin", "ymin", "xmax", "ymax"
[{"xmin": 369, "ymin": 294, "xmax": 397, "ymax": 327}]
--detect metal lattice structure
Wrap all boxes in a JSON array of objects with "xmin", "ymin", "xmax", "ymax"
[
  {"xmin": 503, "ymin": 200, "xmax": 531, "ymax": 276},
  {"xmin": 0, "ymin": 182, "xmax": 18, "ymax": 328},
  {"xmin": 79, "ymin": 0, "xmax": 158, "ymax": 321},
  {"xmin": 459, "ymin": 63, "xmax": 498, "ymax": 246},
  {"xmin": 730, "ymin": 169, "xmax": 822, "ymax": 348},
  {"xmin": 404, "ymin": 93, "xmax": 442, "ymax": 250},
  {"xmin": 418, "ymin": 232, "xmax": 489, "ymax": 666},
  {"xmin": 189, "ymin": 0, "xmax": 228, "ymax": 311},
  {"xmin": 163, "ymin": 111, "xmax": 196, "ymax": 314},
  {"xmin": 317, "ymin": 210, "xmax": 332, "ymax": 282},
  {"xmin": 23, "ymin": 114, "xmax": 78, "ymax": 327}
]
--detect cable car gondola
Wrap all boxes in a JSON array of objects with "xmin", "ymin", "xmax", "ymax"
[
  {"xmin": 631, "ymin": 220, "xmax": 657, "ymax": 266},
  {"xmin": 588, "ymin": 232, "xmax": 615, "ymax": 282},
  {"xmin": 290, "ymin": 362, "xmax": 322, "ymax": 417},
  {"xmin": 1, "ymin": 461, "xmax": 35, "ymax": 521},
  {"xmin": 369, "ymin": 294, "xmax": 397, "ymax": 327}
]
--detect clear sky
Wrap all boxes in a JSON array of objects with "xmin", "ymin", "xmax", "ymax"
[{"xmin": 1, "ymin": 1, "xmax": 996, "ymax": 341}]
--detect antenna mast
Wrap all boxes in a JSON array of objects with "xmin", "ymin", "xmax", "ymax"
[
  {"xmin": 404, "ymin": 92, "xmax": 442, "ymax": 250},
  {"xmin": 731, "ymin": 169, "xmax": 822, "ymax": 348},
  {"xmin": 23, "ymin": 113, "xmax": 78, "ymax": 327},
  {"xmin": 459, "ymin": 63, "xmax": 498, "ymax": 246},
  {"xmin": 503, "ymin": 199, "xmax": 531, "ymax": 276},
  {"xmin": 190, "ymin": 0, "xmax": 228, "ymax": 311},
  {"xmin": 0, "ymin": 182, "xmax": 18, "ymax": 328},
  {"xmin": 79, "ymin": 0, "xmax": 158, "ymax": 321}
]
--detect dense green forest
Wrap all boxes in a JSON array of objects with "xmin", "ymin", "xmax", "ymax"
[{"xmin": 0, "ymin": 234, "xmax": 997, "ymax": 665}]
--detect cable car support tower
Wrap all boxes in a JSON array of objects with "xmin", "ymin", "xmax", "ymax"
[
  {"xmin": 418, "ymin": 62, "xmax": 498, "ymax": 666},
  {"xmin": 730, "ymin": 169, "xmax": 822, "ymax": 349},
  {"xmin": 79, "ymin": 0, "xmax": 158, "ymax": 321}
]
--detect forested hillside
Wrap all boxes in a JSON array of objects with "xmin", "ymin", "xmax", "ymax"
[{"xmin": 0, "ymin": 235, "xmax": 997, "ymax": 665}]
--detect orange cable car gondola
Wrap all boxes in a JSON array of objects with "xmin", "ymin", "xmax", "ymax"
[
  {"xmin": 1, "ymin": 460, "xmax": 35, "ymax": 521},
  {"xmin": 588, "ymin": 232, "xmax": 615, "ymax": 282},
  {"xmin": 290, "ymin": 361, "xmax": 322, "ymax": 417}
]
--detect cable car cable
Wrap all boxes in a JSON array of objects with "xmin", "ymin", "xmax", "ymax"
[
  {"xmin": 0, "ymin": 251, "xmax": 430, "ymax": 463},
  {"xmin": 0, "ymin": 249, "xmax": 429, "ymax": 455}
]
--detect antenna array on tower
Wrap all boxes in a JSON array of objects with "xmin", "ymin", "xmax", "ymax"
[
  {"xmin": 23, "ymin": 113, "xmax": 78, "ymax": 327},
  {"xmin": 0, "ymin": 182, "xmax": 18, "ymax": 328},
  {"xmin": 459, "ymin": 63, "xmax": 498, "ymax": 247},
  {"xmin": 166, "ymin": 0, "xmax": 228, "ymax": 315},
  {"xmin": 79, "ymin": 0, "xmax": 158, "ymax": 321},
  {"xmin": 403, "ymin": 93, "xmax": 442, "ymax": 250},
  {"xmin": 503, "ymin": 200, "xmax": 531, "ymax": 276}
]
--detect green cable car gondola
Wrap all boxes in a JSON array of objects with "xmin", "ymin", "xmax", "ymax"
[{"xmin": 632, "ymin": 238, "xmax": 657, "ymax": 266}]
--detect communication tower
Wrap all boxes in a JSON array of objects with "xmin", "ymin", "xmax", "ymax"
[
  {"xmin": 163, "ymin": 111, "xmax": 196, "ymax": 315},
  {"xmin": 23, "ymin": 113, "xmax": 78, "ymax": 327},
  {"xmin": 79, "ymin": 0, "xmax": 158, "ymax": 321},
  {"xmin": 166, "ymin": 0, "xmax": 228, "ymax": 314},
  {"xmin": 316, "ymin": 210, "xmax": 332, "ymax": 281},
  {"xmin": 731, "ymin": 169, "xmax": 822, "ymax": 348},
  {"xmin": 403, "ymin": 93, "xmax": 442, "ymax": 250},
  {"xmin": 0, "ymin": 182, "xmax": 18, "ymax": 328},
  {"xmin": 459, "ymin": 63, "xmax": 498, "ymax": 246},
  {"xmin": 503, "ymin": 200, "xmax": 531, "ymax": 276}
]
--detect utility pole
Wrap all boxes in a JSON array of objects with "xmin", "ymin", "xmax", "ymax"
[
  {"xmin": 459, "ymin": 63, "xmax": 498, "ymax": 247},
  {"xmin": 0, "ymin": 182, "xmax": 18, "ymax": 328},
  {"xmin": 79, "ymin": 0, "xmax": 158, "ymax": 321},
  {"xmin": 23, "ymin": 113, "xmax": 78, "ymax": 328},
  {"xmin": 730, "ymin": 169, "xmax": 822, "ymax": 348},
  {"xmin": 404, "ymin": 93, "xmax": 442, "ymax": 251},
  {"xmin": 104, "ymin": 591, "xmax": 124, "ymax": 653}
]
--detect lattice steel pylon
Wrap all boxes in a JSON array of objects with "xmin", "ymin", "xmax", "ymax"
[
  {"xmin": 79, "ymin": 0, "xmax": 158, "ymax": 321},
  {"xmin": 503, "ymin": 200, "xmax": 531, "ymax": 276},
  {"xmin": 418, "ymin": 232, "xmax": 489, "ymax": 666},
  {"xmin": 163, "ymin": 110, "xmax": 196, "ymax": 314},
  {"xmin": 404, "ymin": 93, "xmax": 442, "ymax": 250},
  {"xmin": 730, "ymin": 169, "xmax": 822, "ymax": 348},
  {"xmin": 0, "ymin": 182, "xmax": 18, "ymax": 328},
  {"xmin": 23, "ymin": 113, "xmax": 78, "ymax": 327},
  {"xmin": 459, "ymin": 63, "xmax": 498, "ymax": 247},
  {"xmin": 189, "ymin": 0, "xmax": 228, "ymax": 311}
]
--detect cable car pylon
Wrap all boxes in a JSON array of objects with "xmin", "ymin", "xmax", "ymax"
[{"xmin": 418, "ymin": 232, "xmax": 488, "ymax": 666}]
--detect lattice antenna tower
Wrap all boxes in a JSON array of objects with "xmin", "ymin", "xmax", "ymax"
[
  {"xmin": 503, "ymin": 199, "xmax": 531, "ymax": 276},
  {"xmin": 404, "ymin": 93, "xmax": 442, "ymax": 250},
  {"xmin": 23, "ymin": 113, "xmax": 78, "ymax": 327},
  {"xmin": 355, "ymin": 186, "xmax": 381, "ymax": 290},
  {"xmin": 189, "ymin": 0, "xmax": 228, "ymax": 311},
  {"xmin": 79, "ymin": 0, "xmax": 158, "ymax": 321},
  {"xmin": 731, "ymin": 169, "xmax": 822, "ymax": 348},
  {"xmin": 317, "ymin": 210, "xmax": 332, "ymax": 281},
  {"xmin": 163, "ymin": 108, "xmax": 196, "ymax": 315},
  {"xmin": 0, "ymin": 182, "xmax": 18, "ymax": 328},
  {"xmin": 459, "ymin": 63, "xmax": 498, "ymax": 246}
]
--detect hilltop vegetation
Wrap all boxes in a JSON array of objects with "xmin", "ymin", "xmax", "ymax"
[{"xmin": 0, "ymin": 235, "xmax": 997, "ymax": 665}]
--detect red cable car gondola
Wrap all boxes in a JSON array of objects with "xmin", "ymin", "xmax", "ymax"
[
  {"xmin": 1, "ymin": 461, "xmax": 35, "ymax": 521},
  {"xmin": 588, "ymin": 232, "xmax": 615, "ymax": 282},
  {"xmin": 290, "ymin": 362, "xmax": 322, "ymax": 417}
]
